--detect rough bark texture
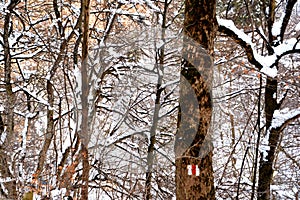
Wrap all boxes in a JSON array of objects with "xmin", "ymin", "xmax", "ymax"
[{"xmin": 175, "ymin": 0, "xmax": 217, "ymax": 199}]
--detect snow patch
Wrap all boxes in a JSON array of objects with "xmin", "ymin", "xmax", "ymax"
[
  {"xmin": 0, "ymin": 105, "xmax": 4, "ymax": 112},
  {"xmin": 0, "ymin": 177, "xmax": 15, "ymax": 183},
  {"xmin": 296, "ymin": 22, "xmax": 300, "ymax": 31},
  {"xmin": 260, "ymin": 131, "xmax": 270, "ymax": 161},
  {"xmin": 0, "ymin": 131, "xmax": 6, "ymax": 145},
  {"xmin": 260, "ymin": 66, "xmax": 278, "ymax": 78},
  {"xmin": 272, "ymin": 14, "xmax": 284, "ymax": 36},
  {"xmin": 271, "ymin": 108, "xmax": 300, "ymax": 129}
]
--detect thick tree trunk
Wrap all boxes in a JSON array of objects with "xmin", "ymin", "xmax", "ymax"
[{"xmin": 175, "ymin": 0, "xmax": 217, "ymax": 199}]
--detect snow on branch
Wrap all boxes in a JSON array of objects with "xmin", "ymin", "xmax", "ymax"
[
  {"xmin": 105, "ymin": 129, "xmax": 150, "ymax": 147},
  {"xmin": 217, "ymin": 17, "xmax": 300, "ymax": 78},
  {"xmin": 217, "ymin": 18, "xmax": 276, "ymax": 77},
  {"xmin": 99, "ymin": 8, "xmax": 147, "ymax": 18},
  {"xmin": 159, "ymin": 78, "xmax": 179, "ymax": 90},
  {"xmin": 271, "ymin": 108, "xmax": 300, "ymax": 130},
  {"xmin": 12, "ymin": 86, "xmax": 50, "ymax": 106}
]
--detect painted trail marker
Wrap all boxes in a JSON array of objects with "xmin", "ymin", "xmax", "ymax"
[{"xmin": 187, "ymin": 165, "xmax": 200, "ymax": 176}]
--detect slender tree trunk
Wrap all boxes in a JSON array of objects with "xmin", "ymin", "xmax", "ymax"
[
  {"xmin": 145, "ymin": 2, "xmax": 168, "ymax": 199},
  {"xmin": 0, "ymin": 2, "xmax": 19, "ymax": 198},
  {"xmin": 34, "ymin": 80, "xmax": 54, "ymax": 197},
  {"xmin": 80, "ymin": 0, "xmax": 90, "ymax": 199},
  {"xmin": 145, "ymin": 50, "xmax": 164, "ymax": 200},
  {"xmin": 257, "ymin": 77, "xmax": 279, "ymax": 200},
  {"xmin": 257, "ymin": 0, "xmax": 278, "ymax": 198},
  {"xmin": 251, "ymin": 76, "xmax": 263, "ymax": 200},
  {"xmin": 35, "ymin": 0, "xmax": 80, "ymax": 191},
  {"xmin": 175, "ymin": 0, "xmax": 217, "ymax": 199}
]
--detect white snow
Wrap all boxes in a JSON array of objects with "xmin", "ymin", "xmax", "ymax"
[
  {"xmin": 217, "ymin": 17, "xmax": 300, "ymax": 78},
  {"xmin": 105, "ymin": 129, "xmax": 149, "ymax": 146},
  {"xmin": 274, "ymin": 38, "xmax": 298, "ymax": 55},
  {"xmin": 0, "ymin": 177, "xmax": 15, "ymax": 183},
  {"xmin": 260, "ymin": 131, "xmax": 270, "ymax": 161},
  {"xmin": 271, "ymin": 108, "xmax": 300, "ymax": 129},
  {"xmin": 101, "ymin": 8, "xmax": 147, "ymax": 18},
  {"xmin": 0, "ymin": 131, "xmax": 6, "ymax": 146},
  {"xmin": 217, "ymin": 18, "xmax": 253, "ymax": 44},
  {"xmin": 217, "ymin": 18, "xmax": 278, "ymax": 77},
  {"xmin": 295, "ymin": 22, "xmax": 300, "ymax": 31},
  {"xmin": 50, "ymin": 188, "xmax": 66, "ymax": 200},
  {"xmin": 22, "ymin": 69, "xmax": 37, "ymax": 80},
  {"xmin": 260, "ymin": 66, "xmax": 278, "ymax": 78},
  {"xmin": 160, "ymin": 78, "xmax": 180, "ymax": 89},
  {"xmin": 18, "ymin": 114, "xmax": 31, "ymax": 182},
  {"xmin": 0, "ymin": 105, "xmax": 4, "ymax": 112},
  {"xmin": 272, "ymin": 14, "xmax": 284, "ymax": 36},
  {"xmin": 12, "ymin": 48, "xmax": 43, "ymax": 59},
  {"xmin": 271, "ymin": 185, "xmax": 296, "ymax": 199},
  {"xmin": 12, "ymin": 85, "xmax": 50, "ymax": 106},
  {"xmin": 100, "ymin": 10, "xmax": 117, "ymax": 47}
]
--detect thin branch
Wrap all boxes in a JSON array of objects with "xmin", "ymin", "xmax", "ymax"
[
  {"xmin": 279, "ymin": 146, "xmax": 300, "ymax": 169},
  {"xmin": 280, "ymin": 0, "xmax": 298, "ymax": 42}
]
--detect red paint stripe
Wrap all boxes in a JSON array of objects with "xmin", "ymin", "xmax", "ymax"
[{"xmin": 192, "ymin": 165, "xmax": 196, "ymax": 175}]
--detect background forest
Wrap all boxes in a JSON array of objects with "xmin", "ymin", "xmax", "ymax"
[{"xmin": 0, "ymin": 0, "xmax": 299, "ymax": 199}]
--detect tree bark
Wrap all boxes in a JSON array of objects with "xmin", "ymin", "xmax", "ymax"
[
  {"xmin": 0, "ymin": 1, "xmax": 20, "ymax": 198},
  {"xmin": 35, "ymin": 80, "xmax": 55, "ymax": 176},
  {"xmin": 257, "ymin": 0, "xmax": 279, "ymax": 198},
  {"xmin": 175, "ymin": 0, "xmax": 217, "ymax": 199},
  {"xmin": 257, "ymin": 73, "xmax": 279, "ymax": 200},
  {"xmin": 80, "ymin": 0, "xmax": 91, "ymax": 199}
]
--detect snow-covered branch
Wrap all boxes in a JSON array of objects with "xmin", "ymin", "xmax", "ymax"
[
  {"xmin": 271, "ymin": 108, "xmax": 300, "ymax": 130},
  {"xmin": 217, "ymin": 17, "xmax": 300, "ymax": 78},
  {"xmin": 105, "ymin": 129, "xmax": 149, "ymax": 147},
  {"xmin": 217, "ymin": 18, "xmax": 265, "ymax": 69}
]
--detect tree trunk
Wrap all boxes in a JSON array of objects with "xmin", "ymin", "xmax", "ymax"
[
  {"xmin": 0, "ymin": 2, "xmax": 19, "ymax": 198},
  {"xmin": 257, "ymin": 0, "xmax": 278, "ymax": 198},
  {"xmin": 175, "ymin": 0, "xmax": 217, "ymax": 199},
  {"xmin": 80, "ymin": 0, "xmax": 91, "ymax": 199},
  {"xmin": 35, "ymin": 80, "xmax": 55, "ymax": 179},
  {"xmin": 257, "ymin": 77, "xmax": 279, "ymax": 200},
  {"xmin": 145, "ymin": 2, "xmax": 168, "ymax": 198}
]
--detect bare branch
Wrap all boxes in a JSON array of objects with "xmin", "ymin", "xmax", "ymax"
[{"xmin": 280, "ymin": 0, "xmax": 298, "ymax": 42}]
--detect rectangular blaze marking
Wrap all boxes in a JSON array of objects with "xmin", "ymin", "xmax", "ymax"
[{"xmin": 187, "ymin": 165, "xmax": 200, "ymax": 176}]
